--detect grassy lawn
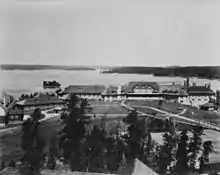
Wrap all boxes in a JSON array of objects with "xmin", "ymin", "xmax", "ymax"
[
  {"xmin": 88, "ymin": 101, "xmax": 130, "ymax": 114},
  {"xmin": 0, "ymin": 115, "xmax": 127, "ymax": 166},
  {"xmin": 125, "ymin": 99, "xmax": 220, "ymax": 126},
  {"xmin": 125, "ymin": 100, "xmax": 182, "ymax": 114},
  {"xmin": 183, "ymin": 107, "xmax": 220, "ymax": 126},
  {"xmin": 0, "ymin": 117, "xmax": 61, "ymax": 165}
]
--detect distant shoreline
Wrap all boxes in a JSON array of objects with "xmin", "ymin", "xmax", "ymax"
[
  {"xmin": 1, "ymin": 64, "xmax": 220, "ymax": 80},
  {"xmin": 0, "ymin": 64, "xmax": 96, "ymax": 71},
  {"xmin": 105, "ymin": 66, "xmax": 220, "ymax": 80}
]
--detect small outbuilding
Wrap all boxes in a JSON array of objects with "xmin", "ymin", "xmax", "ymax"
[{"xmin": 199, "ymin": 102, "xmax": 215, "ymax": 111}]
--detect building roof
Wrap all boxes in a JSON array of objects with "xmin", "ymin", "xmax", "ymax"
[
  {"xmin": 117, "ymin": 158, "xmax": 159, "ymax": 175},
  {"xmin": 41, "ymin": 170, "xmax": 119, "ymax": 175},
  {"xmin": 104, "ymin": 86, "xmax": 118, "ymax": 95},
  {"xmin": 160, "ymin": 84, "xmax": 181, "ymax": 93},
  {"xmin": 186, "ymin": 86, "xmax": 215, "ymax": 95},
  {"xmin": 63, "ymin": 85, "xmax": 106, "ymax": 94},
  {"xmin": 200, "ymin": 102, "xmax": 215, "ymax": 108},
  {"xmin": 126, "ymin": 82, "xmax": 160, "ymax": 93},
  {"xmin": 16, "ymin": 95, "xmax": 64, "ymax": 106}
]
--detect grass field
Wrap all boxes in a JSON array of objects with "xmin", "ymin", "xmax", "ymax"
[
  {"xmin": 0, "ymin": 117, "xmax": 61, "ymax": 165},
  {"xmin": 88, "ymin": 100, "xmax": 130, "ymax": 114},
  {"xmin": 183, "ymin": 107, "xmax": 220, "ymax": 126},
  {"xmin": 0, "ymin": 115, "xmax": 127, "ymax": 166},
  {"xmin": 125, "ymin": 99, "xmax": 220, "ymax": 126},
  {"xmin": 125, "ymin": 100, "xmax": 182, "ymax": 114}
]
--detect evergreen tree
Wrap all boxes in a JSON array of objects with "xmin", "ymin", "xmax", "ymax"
[
  {"xmin": 104, "ymin": 121, "xmax": 127, "ymax": 173},
  {"xmin": 188, "ymin": 126, "xmax": 204, "ymax": 169},
  {"xmin": 158, "ymin": 132, "xmax": 176, "ymax": 174},
  {"xmin": 176, "ymin": 130, "xmax": 189, "ymax": 173},
  {"xmin": 80, "ymin": 125, "xmax": 108, "ymax": 173},
  {"xmin": 20, "ymin": 108, "xmax": 45, "ymax": 175},
  {"xmin": 199, "ymin": 140, "xmax": 213, "ymax": 172},
  {"xmin": 123, "ymin": 110, "xmax": 143, "ymax": 160},
  {"xmin": 58, "ymin": 94, "xmax": 91, "ymax": 171},
  {"xmin": 123, "ymin": 110, "xmax": 153, "ymax": 165}
]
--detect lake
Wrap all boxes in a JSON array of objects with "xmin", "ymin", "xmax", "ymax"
[{"xmin": 1, "ymin": 69, "xmax": 220, "ymax": 99}]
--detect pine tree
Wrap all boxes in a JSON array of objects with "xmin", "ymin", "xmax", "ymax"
[
  {"xmin": 188, "ymin": 126, "xmax": 204, "ymax": 169},
  {"xmin": 199, "ymin": 140, "xmax": 213, "ymax": 172},
  {"xmin": 176, "ymin": 130, "xmax": 189, "ymax": 173},
  {"xmin": 80, "ymin": 124, "xmax": 108, "ymax": 173},
  {"xmin": 158, "ymin": 132, "xmax": 176, "ymax": 174},
  {"xmin": 20, "ymin": 108, "xmax": 45, "ymax": 175},
  {"xmin": 58, "ymin": 94, "xmax": 91, "ymax": 171}
]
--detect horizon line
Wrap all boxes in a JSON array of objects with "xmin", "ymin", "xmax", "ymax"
[{"xmin": 1, "ymin": 64, "xmax": 220, "ymax": 68}]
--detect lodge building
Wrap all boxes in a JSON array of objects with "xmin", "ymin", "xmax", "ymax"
[
  {"xmin": 60, "ymin": 81, "xmax": 216, "ymax": 108},
  {"xmin": 62, "ymin": 85, "xmax": 106, "ymax": 100},
  {"xmin": 178, "ymin": 84, "xmax": 215, "ymax": 107},
  {"xmin": 8, "ymin": 94, "xmax": 65, "ymax": 120}
]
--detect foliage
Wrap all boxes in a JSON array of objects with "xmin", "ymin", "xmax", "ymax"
[
  {"xmin": 80, "ymin": 125, "xmax": 108, "ymax": 173},
  {"xmin": 199, "ymin": 140, "xmax": 213, "ymax": 172},
  {"xmin": 188, "ymin": 126, "xmax": 204, "ymax": 168},
  {"xmin": 158, "ymin": 132, "xmax": 176, "ymax": 174},
  {"xmin": 123, "ymin": 110, "xmax": 147, "ymax": 160},
  {"xmin": 176, "ymin": 130, "xmax": 190, "ymax": 172},
  {"xmin": 20, "ymin": 108, "xmax": 45, "ymax": 175},
  {"xmin": 123, "ymin": 110, "xmax": 156, "ymax": 169},
  {"xmin": 58, "ymin": 94, "xmax": 91, "ymax": 171}
]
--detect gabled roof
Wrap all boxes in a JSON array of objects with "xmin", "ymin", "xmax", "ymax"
[
  {"xmin": 41, "ymin": 170, "xmax": 119, "ymax": 175},
  {"xmin": 117, "ymin": 159, "xmax": 159, "ymax": 175},
  {"xmin": 16, "ymin": 95, "xmax": 64, "ymax": 106},
  {"xmin": 63, "ymin": 85, "xmax": 106, "ymax": 94},
  {"xmin": 126, "ymin": 82, "xmax": 160, "ymax": 93},
  {"xmin": 104, "ymin": 86, "xmax": 118, "ymax": 95},
  {"xmin": 200, "ymin": 102, "xmax": 215, "ymax": 108},
  {"xmin": 187, "ymin": 86, "xmax": 214, "ymax": 93}
]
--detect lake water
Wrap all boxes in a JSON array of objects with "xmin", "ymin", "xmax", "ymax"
[{"xmin": 1, "ymin": 69, "xmax": 220, "ymax": 98}]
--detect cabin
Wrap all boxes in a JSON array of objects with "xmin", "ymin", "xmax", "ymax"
[{"xmin": 199, "ymin": 103, "xmax": 215, "ymax": 111}]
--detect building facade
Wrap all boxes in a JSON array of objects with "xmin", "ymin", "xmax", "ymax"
[
  {"xmin": 0, "ymin": 105, "xmax": 6, "ymax": 127},
  {"xmin": 9, "ymin": 95, "xmax": 65, "ymax": 120},
  {"xmin": 178, "ymin": 85, "xmax": 215, "ymax": 107}
]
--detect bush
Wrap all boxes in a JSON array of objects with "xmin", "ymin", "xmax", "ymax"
[
  {"xmin": 0, "ymin": 161, "xmax": 6, "ymax": 170},
  {"xmin": 8, "ymin": 160, "xmax": 16, "ymax": 167}
]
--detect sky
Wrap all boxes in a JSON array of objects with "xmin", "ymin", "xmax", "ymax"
[{"xmin": 1, "ymin": 0, "xmax": 220, "ymax": 66}]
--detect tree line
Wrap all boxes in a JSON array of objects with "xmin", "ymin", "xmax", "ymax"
[{"xmin": 9, "ymin": 94, "xmax": 215, "ymax": 175}]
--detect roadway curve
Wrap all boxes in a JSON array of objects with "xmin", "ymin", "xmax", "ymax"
[
  {"xmin": 0, "ymin": 109, "xmax": 59, "ymax": 134},
  {"xmin": 121, "ymin": 100, "xmax": 220, "ymax": 132}
]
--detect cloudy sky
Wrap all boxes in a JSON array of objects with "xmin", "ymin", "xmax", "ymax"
[{"xmin": 1, "ymin": 0, "xmax": 220, "ymax": 66}]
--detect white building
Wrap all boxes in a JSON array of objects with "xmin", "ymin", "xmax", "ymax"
[
  {"xmin": 178, "ymin": 85, "xmax": 215, "ymax": 107},
  {"xmin": 0, "ymin": 105, "xmax": 6, "ymax": 127}
]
